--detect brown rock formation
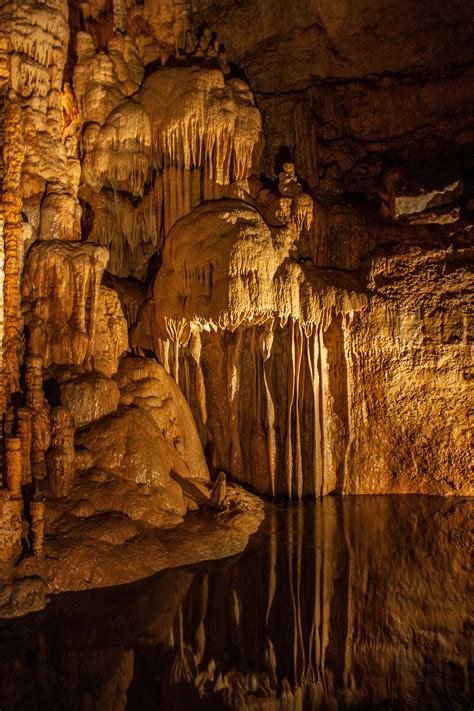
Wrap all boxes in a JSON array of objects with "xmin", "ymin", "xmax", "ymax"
[
  {"xmin": 25, "ymin": 355, "xmax": 50, "ymax": 481},
  {"xmin": 57, "ymin": 369, "xmax": 121, "ymax": 429},
  {"xmin": 0, "ymin": 100, "xmax": 24, "ymax": 416},
  {"xmin": 21, "ymin": 240, "xmax": 109, "ymax": 367},
  {"xmin": 46, "ymin": 406, "xmax": 76, "ymax": 498},
  {"xmin": 0, "ymin": 0, "xmax": 472, "ymax": 606}
]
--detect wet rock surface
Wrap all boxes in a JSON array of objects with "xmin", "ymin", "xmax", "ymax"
[{"xmin": 0, "ymin": 483, "xmax": 264, "ymax": 617}]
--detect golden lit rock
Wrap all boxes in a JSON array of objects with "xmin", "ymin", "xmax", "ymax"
[{"xmin": 0, "ymin": 0, "xmax": 471, "ymax": 630}]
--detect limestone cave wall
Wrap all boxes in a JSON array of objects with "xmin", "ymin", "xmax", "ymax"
[{"xmin": 0, "ymin": 0, "xmax": 472, "ymax": 576}]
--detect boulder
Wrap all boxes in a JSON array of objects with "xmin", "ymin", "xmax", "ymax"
[
  {"xmin": 114, "ymin": 357, "xmax": 210, "ymax": 481},
  {"xmin": 59, "ymin": 370, "xmax": 121, "ymax": 428},
  {"xmin": 75, "ymin": 406, "xmax": 188, "ymax": 520}
]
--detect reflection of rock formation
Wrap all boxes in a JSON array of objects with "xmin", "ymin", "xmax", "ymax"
[
  {"xmin": 0, "ymin": 498, "xmax": 470, "ymax": 709},
  {"xmin": 157, "ymin": 499, "xmax": 471, "ymax": 709}
]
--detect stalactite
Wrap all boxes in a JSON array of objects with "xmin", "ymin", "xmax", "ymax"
[
  {"xmin": 46, "ymin": 406, "xmax": 76, "ymax": 498},
  {"xmin": 25, "ymin": 355, "xmax": 50, "ymax": 482},
  {"xmin": 189, "ymin": 331, "xmax": 207, "ymax": 426},
  {"xmin": 22, "ymin": 241, "xmax": 109, "ymax": 368},
  {"xmin": 318, "ymin": 324, "xmax": 328, "ymax": 496},
  {"xmin": 263, "ymin": 360, "xmax": 276, "ymax": 497},
  {"xmin": 294, "ymin": 324, "xmax": 304, "ymax": 499},
  {"xmin": 306, "ymin": 331, "xmax": 321, "ymax": 497},
  {"xmin": 173, "ymin": 338, "xmax": 180, "ymax": 385},
  {"xmin": 285, "ymin": 321, "xmax": 296, "ymax": 498},
  {"xmin": 258, "ymin": 320, "xmax": 276, "ymax": 496},
  {"xmin": 227, "ymin": 329, "xmax": 244, "ymax": 478},
  {"xmin": 82, "ymin": 64, "xmax": 263, "ymax": 268}
]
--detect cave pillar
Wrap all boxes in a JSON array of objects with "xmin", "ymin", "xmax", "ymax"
[
  {"xmin": 30, "ymin": 499, "xmax": 45, "ymax": 555},
  {"xmin": 5, "ymin": 435, "xmax": 22, "ymax": 497},
  {"xmin": 1, "ymin": 99, "xmax": 24, "ymax": 427},
  {"xmin": 25, "ymin": 355, "xmax": 51, "ymax": 482}
]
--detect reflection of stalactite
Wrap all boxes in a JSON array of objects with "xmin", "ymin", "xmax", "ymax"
[{"xmin": 165, "ymin": 502, "xmax": 343, "ymax": 706}]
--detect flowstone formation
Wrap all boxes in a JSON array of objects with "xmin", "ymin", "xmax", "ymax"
[
  {"xmin": 79, "ymin": 60, "xmax": 262, "ymax": 277},
  {"xmin": 0, "ymin": 0, "xmax": 472, "ymax": 613}
]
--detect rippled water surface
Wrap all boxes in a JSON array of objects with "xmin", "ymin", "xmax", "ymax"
[{"xmin": 0, "ymin": 496, "xmax": 471, "ymax": 710}]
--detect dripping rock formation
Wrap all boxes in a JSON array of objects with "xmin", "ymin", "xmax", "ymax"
[{"xmin": 0, "ymin": 0, "xmax": 472, "ymax": 611}]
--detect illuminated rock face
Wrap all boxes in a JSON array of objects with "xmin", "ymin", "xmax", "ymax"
[
  {"xmin": 146, "ymin": 197, "xmax": 471, "ymax": 497},
  {"xmin": 0, "ymin": 0, "xmax": 472, "ymax": 594},
  {"xmin": 80, "ymin": 64, "xmax": 263, "ymax": 278},
  {"xmin": 21, "ymin": 240, "xmax": 109, "ymax": 367}
]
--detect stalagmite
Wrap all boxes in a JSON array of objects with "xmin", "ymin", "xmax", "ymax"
[
  {"xmin": 17, "ymin": 407, "xmax": 32, "ymax": 485},
  {"xmin": 25, "ymin": 355, "xmax": 50, "ymax": 481},
  {"xmin": 30, "ymin": 498, "xmax": 45, "ymax": 555},
  {"xmin": 46, "ymin": 406, "xmax": 76, "ymax": 498},
  {"xmin": 210, "ymin": 471, "xmax": 226, "ymax": 510},
  {"xmin": 6, "ymin": 436, "xmax": 22, "ymax": 497}
]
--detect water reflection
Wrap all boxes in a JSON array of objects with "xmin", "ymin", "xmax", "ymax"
[{"xmin": 0, "ymin": 497, "xmax": 471, "ymax": 710}]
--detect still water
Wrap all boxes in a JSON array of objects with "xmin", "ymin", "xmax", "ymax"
[{"xmin": 0, "ymin": 497, "xmax": 471, "ymax": 710}]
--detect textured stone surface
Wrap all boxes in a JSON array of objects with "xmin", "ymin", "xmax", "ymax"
[
  {"xmin": 59, "ymin": 370, "xmax": 121, "ymax": 429},
  {"xmin": 0, "ymin": 0, "xmax": 472, "ymax": 604},
  {"xmin": 92, "ymin": 285, "xmax": 129, "ymax": 376},
  {"xmin": 189, "ymin": 0, "xmax": 474, "ymax": 189},
  {"xmin": 21, "ymin": 240, "xmax": 109, "ymax": 367},
  {"xmin": 114, "ymin": 357, "xmax": 210, "ymax": 481},
  {"xmin": 75, "ymin": 406, "xmax": 188, "ymax": 500}
]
